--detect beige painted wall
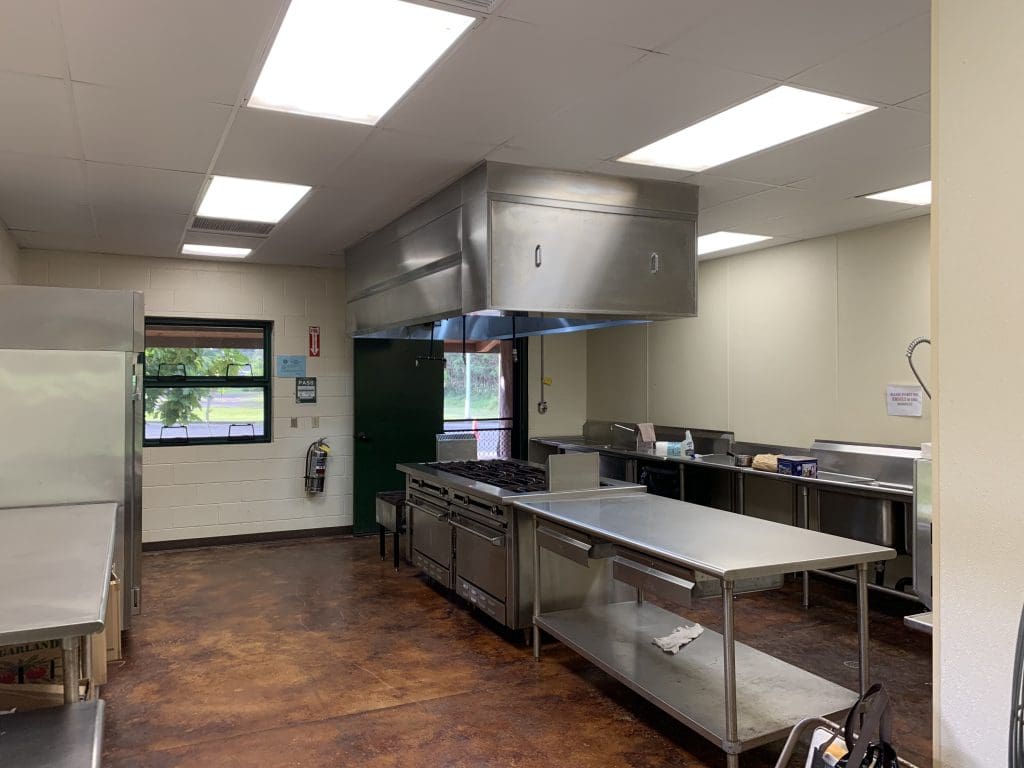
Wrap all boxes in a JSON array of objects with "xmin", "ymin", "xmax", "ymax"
[
  {"xmin": 0, "ymin": 223, "xmax": 19, "ymax": 284},
  {"xmin": 528, "ymin": 331, "xmax": 588, "ymax": 437},
  {"xmin": 19, "ymin": 249, "xmax": 352, "ymax": 543},
  {"xmin": 932, "ymin": 3, "xmax": 1024, "ymax": 764},
  {"xmin": 587, "ymin": 215, "xmax": 931, "ymax": 448}
]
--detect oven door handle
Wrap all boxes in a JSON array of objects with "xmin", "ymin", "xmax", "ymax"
[
  {"xmin": 450, "ymin": 517, "xmax": 504, "ymax": 546},
  {"xmin": 406, "ymin": 501, "xmax": 448, "ymax": 521}
]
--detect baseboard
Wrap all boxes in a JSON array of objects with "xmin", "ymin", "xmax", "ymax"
[{"xmin": 143, "ymin": 525, "xmax": 353, "ymax": 552}]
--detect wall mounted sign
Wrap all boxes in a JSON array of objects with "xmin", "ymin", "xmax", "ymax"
[
  {"xmin": 295, "ymin": 377, "xmax": 317, "ymax": 404},
  {"xmin": 886, "ymin": 384, "xmax": 924, "ymax": 417},
  {"xmin": 309, "ymin": 326, "xmax": 321, "ymax": 357},
  {"xmin": 275, "ymin": 355, "xmax": 306, "ymax": 378}
]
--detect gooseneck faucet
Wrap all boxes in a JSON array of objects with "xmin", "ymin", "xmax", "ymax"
[{"xmin": 906, "ymin": 336, "xmax": 932, "ymax": 399}]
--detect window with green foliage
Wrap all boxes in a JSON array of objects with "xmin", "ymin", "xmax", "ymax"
[{"xmin": 143, "ymin": 319, "xmax": 272, "ymax": 445}]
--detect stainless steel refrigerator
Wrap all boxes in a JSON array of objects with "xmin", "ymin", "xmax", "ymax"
[{"xmin": 0, "ymin": 285, "xmax": 144, "ymax": 630}]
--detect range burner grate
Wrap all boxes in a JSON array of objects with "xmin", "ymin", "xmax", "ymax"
[{"xmin": 431, "ymin": 460, "xmax": 547, "ymax": 493}]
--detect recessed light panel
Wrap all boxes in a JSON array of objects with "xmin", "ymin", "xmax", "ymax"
[
  {"xmin": 197, "ymin": 176, "xmax": 311, "ymax": 224},
  {"xmin": 864, "ymin": 180, "xmax": 931, "ymax": 206},
  {"xmin": 697, "ymin": 231, "xmax": 772, "ymax": 256},
  {"xmin": 619, "ymin": 86, "xmax": 877, "ymax": 172},
  {"xmin": 182, "ymin": 244, "xmax": 252, "ymax": 259},
  {"xmin": 249, "ymin": 0, "xmax": 474, "ymax": 125}
]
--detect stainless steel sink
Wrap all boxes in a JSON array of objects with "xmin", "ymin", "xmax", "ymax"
[{"xmin": 817, "ymin": 471, "xmax": 875, "ymax": 485}]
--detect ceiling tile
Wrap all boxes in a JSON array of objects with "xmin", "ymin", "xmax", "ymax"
[
  {"xmin": 11, "ymin": 229, "xmax": 102, "ymax": 252},
  {"xmin": 215, "ymin": 108, "xmax": 373, "ymax": 186},
  {"xmin": 899, "ymin": 92, "xmax": 930, "ymax": 113},
  {"xmin": 689, "ymin": 174, "xmax": 779, "ymax": 210},
  {"xmin": 59, "ymin": 0, "xmax": 286, "ymax": 105},
  {"xmin": 325, "ymin": 129, "xmax": 494, "ymax": 229},
  {"xmin": 0, "ymin": 72, "xmax": 78, "ymax": 156},
  {"xmin": 711, "ymin": 106, "xmax": 929, "ymax": 186},
  {"xmin": 86, "ymin": 162, "xmax": 204, "ymax": 213},
  {"xmin": 1, "ymin": 199, "xmax": 94, "ymax": 235},
  {"xmin": 382, "ymin": 17, "xmax": 643, "ymax": 144},
  {"xmin": 498, "ymin": 0, "xmax": 720, "ymax": 50},
  {"xmin": 74, "ymin": 83, "xmax": 232, "ymax": 171},
  {"xmin": 92, "ymin": 206, "xmax": 189, "ymax": 243},
  {"xmin": 697, "ymin": 186, "xmax": 809, "ymax": 234},
  {"xmin": 752, "ymin": 198, "xmax": 921, "ymax": 239},
  {"xmin": 788, "ymin": 144, "xmax": 930, "ymax": 200},
  {"xmin": 500, "ymin": 54, "xmax": 774, "ymax": 169},
  {"xmin": 791, "ymin": 14, "xmax": 930, "ymax": 106},
  {"xmin": 0, "ymin": 152, "xmax": 86, "ymax": 204},
  {"xmin": 662, "ymin": 0, "xmax": 929, "ymax": 80},
  {"xmin": 0, "ymin": 0, "xmax": 66, "ymax": 77}
]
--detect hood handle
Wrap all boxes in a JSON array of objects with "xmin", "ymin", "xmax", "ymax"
[{"xmin": 535, "ymin": 244, "xmax": 543, "ymax": 268}]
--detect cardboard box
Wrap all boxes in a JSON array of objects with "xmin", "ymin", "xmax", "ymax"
[
  {"xmin": 0, "ymin": 640, "xmax": 62, "ymax": 686},
  {"xmin": 777, "ymin": 455, "xmax": 818, "ymax": 478}
]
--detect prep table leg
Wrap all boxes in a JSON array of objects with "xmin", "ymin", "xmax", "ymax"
[
  {"xmin": 722, "ymin": 580, "xmax": 739, "ymax": 765},
  {"xmin": 532, "ymin": 514, "xmax": 542, "ymax": 660},
  {"xmin": 82, "ymin": 635, "xmax": 94, "ymax": 701},
  {"xmin": 378, "ymin": 525, "xmax": 386, "ymax": 560},
  {"xmin": 856, "ymin": 562, "xmax": 870, "ymax": 695},
  {"xmin": 393, "ymin": 531, "xmax": 400, "ymax": 571},
  {"xmin": 61, "ymin": 636, "xmax": 80, "ymax": 704},
  {"xmin": 800, "ymin": 486, "xmax": 810, "ymax": 609}
]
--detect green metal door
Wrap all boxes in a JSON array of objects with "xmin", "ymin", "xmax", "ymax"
[{"xmin": 353, "ymin": 339, "xmax": 443, "ymax": 535}]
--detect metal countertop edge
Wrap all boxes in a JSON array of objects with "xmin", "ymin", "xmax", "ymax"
[
  {"xmin": 514, "ymin": 500, "xmax": 896, "ymax": 582},
  {"xmin": 532, "ymin": 439, "xmax": 913, "ymax": 499}
]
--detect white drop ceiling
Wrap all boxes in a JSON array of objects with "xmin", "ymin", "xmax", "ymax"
[{"xmin": 0, "ymin": 0, "xmax": 931, "ymax": 266}]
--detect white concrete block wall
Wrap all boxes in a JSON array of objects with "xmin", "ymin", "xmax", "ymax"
[{"xmin": 19, "ymin": 249, "xmax": 353, "ymax": 543}]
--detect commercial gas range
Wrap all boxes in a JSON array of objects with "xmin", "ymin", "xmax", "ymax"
[{"xmin": 397, "ymin": 459, "xmax": 643, "ymax": 633}]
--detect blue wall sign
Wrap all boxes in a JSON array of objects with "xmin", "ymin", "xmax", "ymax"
[{"xmin": 275, "ymin": 355, "xmax": 307, "ymax": 378}]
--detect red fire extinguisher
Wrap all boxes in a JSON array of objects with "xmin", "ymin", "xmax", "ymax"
[{"xmin": 304, "ymin": 438, "xmax": 330, "ymax": 493}]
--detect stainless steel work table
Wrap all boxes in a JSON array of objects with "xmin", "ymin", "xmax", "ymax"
[
  {"xmin": 515, "ymin": 493, "xmax": 895, "ymax": 768},
  {"xmin": 0, "ymin": 699, "xmax": 104, "ymax": 767},
  {"xmin": 0, "ymin": 503, "xmax": 117, "ymax": 704}
]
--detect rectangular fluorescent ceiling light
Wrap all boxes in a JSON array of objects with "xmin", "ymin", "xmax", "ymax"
[
  {"xmin": 197, "ymin": 176, "xmax": 311, "ymax": 224},
  {"xmin": 182, "ymin": 244, "xmax": 252, "ymax": 259},
  {"xmin": 864, "ymin": 180, "xmax": 931, "ymax": 206},
  {"xmin": 697, "ymin": 231, "xmax": 772, "ymax": 256},
  {"xmin": 619, "ymin": 86, "xmax": 877, "ymax": 172},
  {"xmin": 248, "ymin": 0, "xmax": 474, "ymax": 125}
]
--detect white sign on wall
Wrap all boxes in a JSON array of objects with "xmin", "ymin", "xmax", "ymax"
[{"xmin": 886, "ymin": 384, "xmax": 924, "ymax": 417}]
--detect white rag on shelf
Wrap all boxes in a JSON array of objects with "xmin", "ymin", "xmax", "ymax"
[{"xmin": 652, "ymin": 624, "xmax": 704, "ymax": 654}]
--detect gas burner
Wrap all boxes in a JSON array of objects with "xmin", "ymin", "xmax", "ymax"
[{"xmin": 430, "ymin": 459, "xmax": 548, "ymax": 493}]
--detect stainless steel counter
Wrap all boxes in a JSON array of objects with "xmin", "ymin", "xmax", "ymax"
[
  {"xmin": 0, "ymin": 699, "xmax": 104, "ymax": 767},
  {"xmin": 0, "ymin": 502, "xmax": 117, "ymax": 703},
  {"xmin": 521, "ymin": 493, "xmax": 893, "ymax": 768},
  {"xmin": 531, "ymin": 437, "xmax": 912, "ymax": 499},
  {"xmin": 515, "ymin": 494, "xmax": 894, "ymax": 581}
]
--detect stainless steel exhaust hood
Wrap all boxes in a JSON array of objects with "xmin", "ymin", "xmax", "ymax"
[{"xmin": 344, "ymin": 162, "xmax": 699, "ymax": 340}]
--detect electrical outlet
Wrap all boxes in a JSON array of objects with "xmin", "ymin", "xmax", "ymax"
[
  {"xmin": 290, "ymin": 417, "xmax": 298, "ymax": 428},
  {"xmin": 311, "ymin": 416, "xmax": 320, "ymax": 429}
]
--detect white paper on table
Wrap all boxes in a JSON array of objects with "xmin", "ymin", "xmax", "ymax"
[{"xmin": 886, "ymin": 384, "xmax": 924, "ymax": 417}]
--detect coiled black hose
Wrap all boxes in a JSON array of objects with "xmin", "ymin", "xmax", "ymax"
[
  {"xmin": 906, "ymin": 337, "xmax": 932, "ymax": 400},
  {"xmin": 1011, "ymin": 603, "xmax": 1024, "ymax": 767}
]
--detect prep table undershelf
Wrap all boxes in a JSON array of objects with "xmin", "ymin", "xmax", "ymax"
[{"xmin": 536, "ymin": 601, "xmax": 856, "ymax": 751}]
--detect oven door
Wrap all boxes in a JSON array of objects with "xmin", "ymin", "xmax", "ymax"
[
  {"xmin": 407, "ymin": 492, "xmax": 453, "ymax": 588},
  {"xmin": 451, "ymin": 510, "xmax": 508, "ymax": 624}
]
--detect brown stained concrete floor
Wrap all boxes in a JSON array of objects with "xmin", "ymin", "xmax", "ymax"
[{"xmin": 102, "ymin": 536, "xmax": 932, "ymax": 767}]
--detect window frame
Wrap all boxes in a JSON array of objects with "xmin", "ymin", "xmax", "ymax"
[{"xmin": 143, "ymin": 317, "xmax": 274, "ymax": 447}]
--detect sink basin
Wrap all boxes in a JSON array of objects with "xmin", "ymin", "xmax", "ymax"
[{"xmin": 817, "ymin": 471, "xmax": 875, "ymax": 485}]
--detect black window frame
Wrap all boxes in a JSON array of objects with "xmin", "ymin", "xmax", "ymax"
[{"xmin": 143, "ymin": 317, "xmax": 273, "ymax": 447}]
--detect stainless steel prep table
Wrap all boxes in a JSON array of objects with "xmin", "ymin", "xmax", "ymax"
[
  {"xmin": 516, "ymin": 493, "xmax": 895, "ymax": 768},
  {"xmin": 0, "ymin": 699, "xmax": 104, "ymax": 767},
  {"xmin": 0, "ymin": 503, "xmax": 117, "ymax": 704}
]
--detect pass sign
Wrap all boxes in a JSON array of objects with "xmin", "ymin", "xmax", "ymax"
[{"xmin": 309, "ymin": 326, "xmax": 321, "ymax": 357}]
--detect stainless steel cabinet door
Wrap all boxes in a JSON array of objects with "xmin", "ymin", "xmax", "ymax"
[{"xmin": 488, "ymin": 201, "xmax": 697, "ymax": 316}]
